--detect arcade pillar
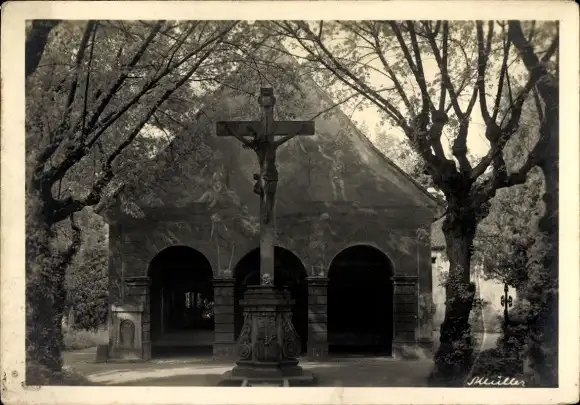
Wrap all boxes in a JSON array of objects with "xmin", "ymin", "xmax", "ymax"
[
  {"xmin": 306, "ymin": 276, "xmax": 329, "ymax": 360},
  {"xmin": 109, "ymin": 276, "xmax": 151, "ymax": 360},
  {"xmin": 212, "ymin": 277, "xmax": 237, "ymax": 360},
  {"xmin": 392, "ymin": 275, "xmax": 418, "ymax": 355}
]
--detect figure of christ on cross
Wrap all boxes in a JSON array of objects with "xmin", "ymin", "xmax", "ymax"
[{"xmin": 216, "ymin": 88, "xmax": 315, "ymax": 286}]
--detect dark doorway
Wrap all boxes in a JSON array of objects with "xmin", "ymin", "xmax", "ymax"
[
  {"xmin": 148, "ymin": 246, "xmax": 214, "ymax": 357},
  {"xmin": 234, "ymin": 247, "xmax": 308, "ymax": 353},
  {"xmin": 328, "ymin": 245, "xmax": 393, "ymax": 356}
]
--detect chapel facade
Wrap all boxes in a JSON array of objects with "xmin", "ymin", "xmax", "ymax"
[{"xmin": 96, "ymin": 50, "xmax": 442, "ymax": 362}]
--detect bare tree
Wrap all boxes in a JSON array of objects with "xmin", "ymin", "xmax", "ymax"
[{"xmin": 271, "ymin": 20, "xmax": 558, "ymax": 383}]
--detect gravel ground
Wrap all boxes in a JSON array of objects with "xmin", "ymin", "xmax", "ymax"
[{"xmin": 64, "ymin": 348, "xmax": 434, "ymax": 387}]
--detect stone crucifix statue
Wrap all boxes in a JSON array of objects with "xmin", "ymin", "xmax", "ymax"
[{"xmin": 216, "ymin": 88, "xmax": 315, "ymax": 285}]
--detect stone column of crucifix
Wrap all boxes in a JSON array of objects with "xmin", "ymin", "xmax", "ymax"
[
  {"xmin": 216, "ymin": 88, "xmax": 315, "ymax": 285},
  {"xmin": 216, "ymin": 88, "xmax": 316, "ymax": 385}
]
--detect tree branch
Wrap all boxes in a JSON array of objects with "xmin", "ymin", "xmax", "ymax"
[
  {"xmin": 389, "ymin": 21, "xmax": 434, "ymax": 113},
  {"xmin": 47, "ymin": 22, "xmax": 236, "ymax": 188},
  {"xmin": 406, "ymin": 21, "xmax": 436, "ymax": 113},
  {"xmin": 84, "ymin": 21, "xmax": 165, "ymax": 132},
  {"xmin": 476, "ymin": 21, "xmax": 495, "ymax": 124},
  {"xmin": 366, "ymin": 23, "xmax": 413, "ymax": 114},
  {"xmin": 81, "ymin": 23, "xmax": 99, "ymax": 141},
  {"xmin": 472, "ymin": 127, "xmax": 545, "ymax": 209},
  {"xmin": 438, "ymin": 22, "xmax": 449, "ymax": 111},
  {"xmin": 25, "ymin": 20, "xmax": 62, "ymax": 78},
  {"xmin": 87, "ymin": 22, "xmax": 236, "ymax": 142},
  {"xmin": 275, "ymin": 21, "xmax": 408, "ymax": 129},
  {"xmin": 508, "ymin": 21, "xmax": 558, "ymax": 102},
  {"xmin": 35, "ymin": 22, "xmax": 96, "ymax": 168},
  {"xmin": 470, "ymin": 72, "xmax": 538, "ymax": 181},
  {"xmin": 491, "ymin": 25, "xmax": 511, "ymax": 121},
  {"xmin": 54, "ymin": 213, "xmax": 82, "ymax": 271},
  {"xmin": 52, "ymin": 44, "xmax": 219, "ymax": 222},
  {"xmin": 533, "ymin": 86, "xmax": 544, "ymax": 123},
  {"xmin": 61, "ymin": 22, "xmax": 97, "ymax": 130},
  {"xmin": 424, "ymin": 22, "xmax": 465, "ymax": 119},
  {"xmin": 307, "ymin": 91, "xmax": 361, "ymax": 121}
]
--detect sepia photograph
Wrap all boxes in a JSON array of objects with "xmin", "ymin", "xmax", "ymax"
[{"xmin": 1, "ymin": 1, "xmax": 579, "ymax": 404}]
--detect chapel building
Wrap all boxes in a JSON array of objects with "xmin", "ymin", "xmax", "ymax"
[{"xmin": 96, "ymin": 50, "xmax": 442, "ymax": 361}]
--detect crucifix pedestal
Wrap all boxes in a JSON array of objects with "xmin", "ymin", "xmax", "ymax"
[
  {"xmin": 223, "ymin": 286, "xmax": 314, "ymax": 385},
  {"xmin": 217, "ymin": 88, "xmax": 316, "ymax": 386}
]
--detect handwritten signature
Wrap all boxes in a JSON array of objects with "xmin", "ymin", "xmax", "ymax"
[{"xmin": 466, "ymin": 376, "xmax": 526, "ymax": 387}]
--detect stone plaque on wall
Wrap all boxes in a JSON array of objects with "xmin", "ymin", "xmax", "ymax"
[
  {"xmin": 119, "ymin": 319, "xmax": 136, "ymax": 349},
  {"xmin": 110, "ymin": 303, "xmax": 144, "ymax": 360}
]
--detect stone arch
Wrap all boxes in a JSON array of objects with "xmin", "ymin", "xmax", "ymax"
[
  {"xmin": 233, "ymin": 246, "xmax": 309, "ymax": 353},
  {"xmin": 147, "ymin": 245, "xmax": 214, "ymax": 357},
  {"xmin": 143, "ymin": 235, "xmax": 215, "ymax": 276},
  {"xmin": 327, "ymin": 244, "xmax": 394, "ymax": 355},
  {"xmin": 326, "ymin": 241, "xmax": 397, "ymax": 276}
]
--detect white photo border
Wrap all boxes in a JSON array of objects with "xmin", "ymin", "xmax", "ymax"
[{"xmin": 2, "ymin": 1, "xmax": 578, "ymax": 404}]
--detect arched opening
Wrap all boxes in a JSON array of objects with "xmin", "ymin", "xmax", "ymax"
[
  {"xmin": 234, "ymin": 247, "xmax": 308, "ymax": 353},
  {"xmin": 148, "ymin": 246, "xmax": 214, "ymax": 357},
  {"xmin": 328, "ymin": 245, "xmax": 394, "ymax": 356}
]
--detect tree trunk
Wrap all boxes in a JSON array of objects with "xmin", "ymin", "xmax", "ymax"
[
  {"xmin": 431, "ymin": 208, "xmax": 477, "ymax": 385},
  {"xmin": 25, "ymin": 190, "xmax": 66, "ymax": 380},
  {"xmin": 26, "ymin": 20, "xmax": 61, "ymax": 78},
  {"xmin": 522, "ymin": 94, "xmax": 559, "ymax": 387},
  {"xmin": 507, "ymin": 21, "xmax": 559, "ymax": 386}
]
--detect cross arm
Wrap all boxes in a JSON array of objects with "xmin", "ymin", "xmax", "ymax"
[
  {"xmin": 272, "ymin": 121, "xmax": 315, "ymax": 147},
  {"xmin": 216, "ymin": 120, "xmax": 315, "ymax": 147},
  {"xmin": 216, "ymin": 121, "xmax": 261, "ymax": 147},
  {"xmin": 273, "ymin": 135, "xmax": 296, "ymax": 147}
]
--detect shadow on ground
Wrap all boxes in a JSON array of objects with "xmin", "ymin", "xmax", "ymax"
[
  {"xmin": 60, "ymin": 332, "xmax": 503, "ymax": 387},
  {"xmin": 64, "ymin": 349, "xmax": 434, "ymax": 387}
]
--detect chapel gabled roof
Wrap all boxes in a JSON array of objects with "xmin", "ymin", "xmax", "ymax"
[
  {"xmin": 309, "ymin": 77, "xmax": 441, "ymax": 209},
  {"xmin": 96, "ymin": 44, "xmax": 444, "ymax": 218}
]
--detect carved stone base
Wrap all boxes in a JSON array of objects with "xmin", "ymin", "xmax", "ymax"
[{"xmin": 220, "ymin": 285, "xmax": 316, "ymax": 386}]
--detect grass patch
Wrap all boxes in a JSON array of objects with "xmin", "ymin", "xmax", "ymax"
[
  {"xmin": 469, "ymin": 347, "xmax": 523, "ymax": 379},
  {"xmin": 63, "ymin": 326, "xmax": 108, "ymax": 351}
]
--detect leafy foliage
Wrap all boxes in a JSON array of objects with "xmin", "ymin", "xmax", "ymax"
[
  {"xmin": 25, "ymin": 20, "xmax": 274, "ymax": 374},
  {"xmin": 474, "ymin": 168, "xmax": 544, "ymax": 290},
  {"xmin": 473, "ymin": 97, "xmax": 546, "ymax": 290},
  {"xmin": 63, "ymin": 210, "xmax": 108, "ymax": 331},
  {"xmin": 374, "ymin": 132, "xmax": 434, "ymax": 190}
]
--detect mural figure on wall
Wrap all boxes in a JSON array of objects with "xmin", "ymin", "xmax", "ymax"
[
  {"xmin": 210, "ymin": 213, "xmax": 236, "ymax": 277},
  {"xmin": 236, "ymin": 205, "xmax": 260, "ymax": 236},
  {"xmin": 194, "ymin": 163, "xmax": 242, "ymax": 208},
  {"xmin": 318, "ymin": 145, "xmax": 347, "ymax": 201},
  {"xmin": 308, "ymin": 212, "xmax": 337, "ymax": 276},
  {"xmin": 196, "ymin": 170, "xmax": 227, "ymax": 208}
]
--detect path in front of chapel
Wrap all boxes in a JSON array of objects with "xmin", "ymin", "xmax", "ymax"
[{"xmin": 62, "ymin": 347, "xmax": 434, "ymax": 387}]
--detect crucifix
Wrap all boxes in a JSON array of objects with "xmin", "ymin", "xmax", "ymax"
[
  {"xmin": 500, "ymin": 282, "xmax": 513, "ymax": 334},
  {"xmin": 216, "ymin": 88, "xmax": 315, "ymax": 285}
]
